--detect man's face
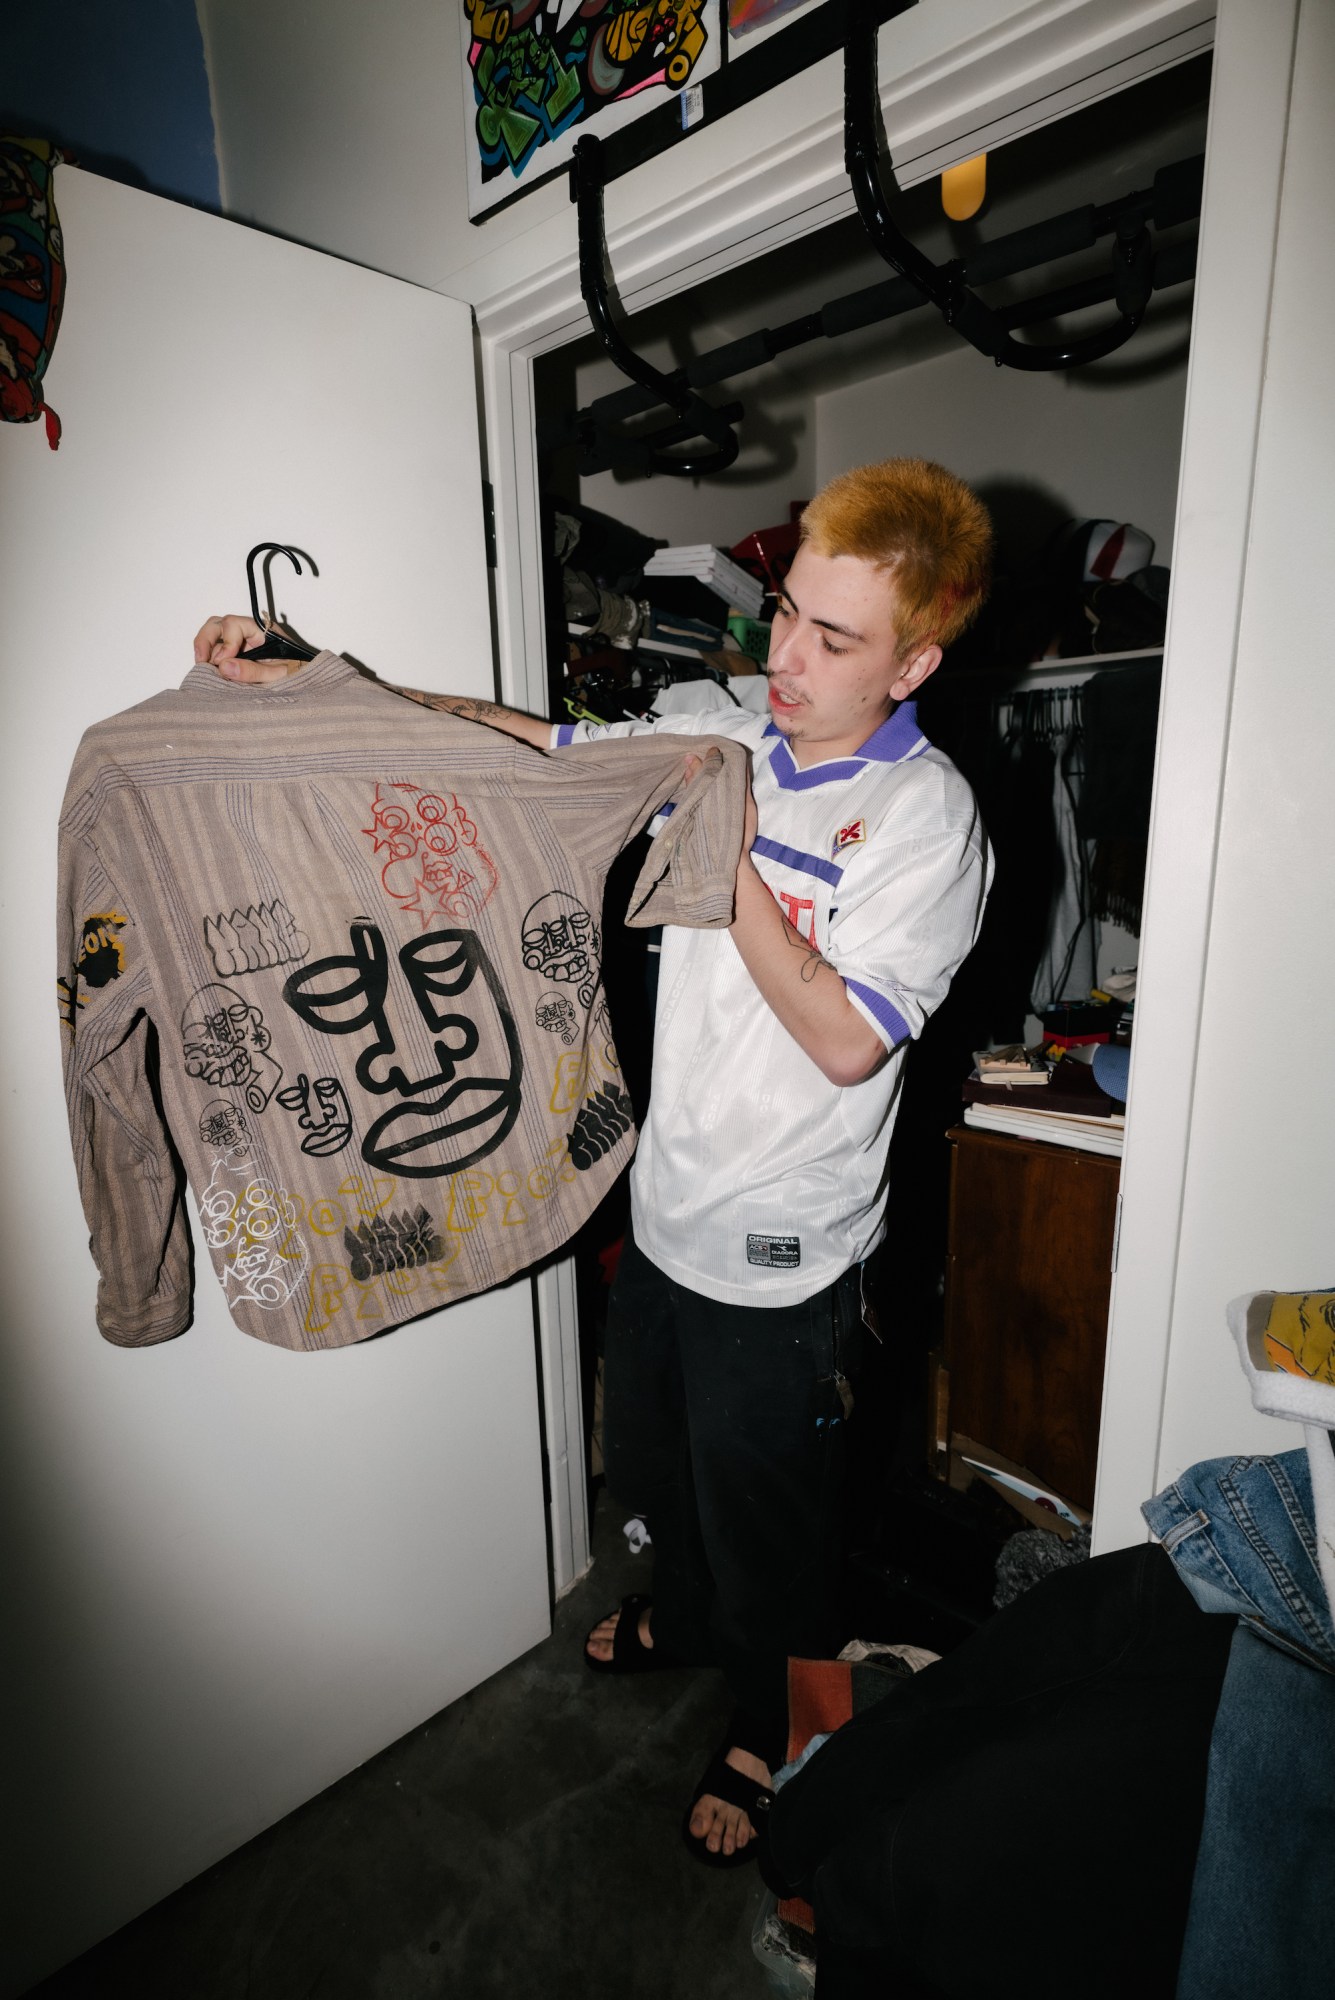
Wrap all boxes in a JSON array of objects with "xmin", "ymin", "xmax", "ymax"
[{"xmin": 764, "ymin": 544, "xmax": 942, "ymax": 766}]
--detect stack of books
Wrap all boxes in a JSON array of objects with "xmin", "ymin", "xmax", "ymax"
[
  {"xmin": 962, "ymin": 1055, "xmax": 1124, "ymax": 1158},
  {"xmin": 643, "ymin": 544, "xmax": 766, "ymax": 620}
]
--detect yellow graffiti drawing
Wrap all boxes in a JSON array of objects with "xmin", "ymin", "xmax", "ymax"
[
  {"xmin": 59, "ymin": 910, "xmax": 130, "ymax": 1032},
  {"xmin": 302, "ymin": 1249, "xmax": 462, "ymax": 1338},
  {"xmin": 465, "ymin": 0, "xmax": 512, "ymax": 45},
  {"xmin": 445, "ymin": 1169, "xmax": 494, "ymax": 1235},
  {"xmin": 527, "ymin": 1139, "xmax": 579, "ymax": 1202},
  {"xmin": 550, "ymin": 1039, "xmax": 622, "ymax": 1114},
  {"xmin": 337, "ymin": 1172, "xmax": 398, "ymax": 1219},
  {"xmin": 491, "ymin": 1169, "xmax": 530, "ymax": 1228}
]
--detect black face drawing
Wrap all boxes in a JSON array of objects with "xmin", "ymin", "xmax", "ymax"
[
  {"xmin": 282, "ymin": 921, "xmax": 523, "ymax": 1178},
  {"xmin": 521, "ymin": 892, "xmax": 601, "ymax": 1012},
  {"xmin": 182, "ymin": 984, "xmax": 283, "ymax": 1113},
  {"xmin": 276, "ymin": 1074, "xmax": 354, "ymax": 1158}
]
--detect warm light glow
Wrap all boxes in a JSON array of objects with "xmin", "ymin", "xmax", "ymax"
[{"xmin": 942, "ymin": 154, "xmax": 987, "ymax": 221}]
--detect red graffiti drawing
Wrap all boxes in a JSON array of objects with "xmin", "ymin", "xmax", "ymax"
[{"xmin": 362, "ymin": 782, "xmax": 499, "ymax": 927}]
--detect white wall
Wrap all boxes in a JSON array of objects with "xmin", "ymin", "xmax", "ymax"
[
  {"xmin": 198, "ymin": 0, "xmax": 1207, "ymax": 308},
  {"xmin": 0, "ymin": 169, "xmax": 549, "ymax": 1996},
  {"xmin": 1148, "ymin": 0, "xmax": 1335, "ymax": 1485},
  {"xmin": 816, "ymin": 331, "xmax": 1190, "ymax": 564}
]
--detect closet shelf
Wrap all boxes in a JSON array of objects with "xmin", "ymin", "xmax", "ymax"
[{"xmin": 950, "ymin": 646, "xmax": 1163, "ymax": 693}]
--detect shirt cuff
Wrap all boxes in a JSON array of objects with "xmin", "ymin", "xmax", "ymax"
[{"xmin": 844, "ymin": 977, "xmax": 913, "ymax": 1051}]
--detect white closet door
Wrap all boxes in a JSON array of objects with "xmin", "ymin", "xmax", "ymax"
[{"xmin": 0, "ymin": 168, "xmax": 549, "ymax": 1996}]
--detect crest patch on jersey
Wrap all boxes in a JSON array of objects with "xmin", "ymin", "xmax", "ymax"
[{"xmin": 832, "ymin": 817, "xmax": 866, "ymax": 855}]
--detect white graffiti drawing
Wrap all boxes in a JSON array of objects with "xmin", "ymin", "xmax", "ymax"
[
  {"xmin": 204, "ymin": 899, "xmax": 309, "ymax": 977},
  {"xmin": 200, "ymin": 1159, "xmax": 310, "ymax": 1310}
]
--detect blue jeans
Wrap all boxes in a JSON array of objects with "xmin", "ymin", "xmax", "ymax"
[
  {"xmin": 1143, "ymin": 1448, "xmax": 1334, "ymax": 1671},
  {"xmin": 1144, "ymin": 1450, "xmax": 1335, "ymax": 2000}
]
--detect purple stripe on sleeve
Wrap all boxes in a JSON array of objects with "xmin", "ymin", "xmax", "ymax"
[
  {"xmin": 553, "ymin": 722, "xmax": 578, "ymax": 746},
  {"xmin": 844, "ymin": 978, "xmax": 912, "ymax": 1048}
]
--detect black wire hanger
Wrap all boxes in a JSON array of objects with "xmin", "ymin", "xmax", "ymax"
[
  {"xmin": 844, "ymin": 0, "xmax": 1153, "ymax": 369},
  {"xmin": 570, "ymin": 135, "xmax": 742, "ymax": 478},
  {"xmin": 238, "ymin": 543, "xmax": 319, "ymax": 662}
]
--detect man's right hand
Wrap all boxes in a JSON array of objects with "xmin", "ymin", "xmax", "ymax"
[{"xmin": 193, "ymin": 615, "xmax": 305, "ymax": 684}]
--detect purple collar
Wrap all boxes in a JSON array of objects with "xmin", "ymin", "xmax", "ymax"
[{"xmin": 764, "ymin": 700, "xmax": 929, "ymax": 790}]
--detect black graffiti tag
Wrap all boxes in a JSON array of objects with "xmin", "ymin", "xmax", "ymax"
[
  {"xmin": 568, "ymin": 1082, "xmax": 634, "ymax": 1171},
  {"xmin": 344, "ymin": 1205, "xmax": 445, "ymax": 1282},
  {"xmin": 281, "ymin": 921, "xmax": 523, "ymax": 1179}
]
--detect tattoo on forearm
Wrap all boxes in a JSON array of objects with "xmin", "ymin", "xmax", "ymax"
[
  {"xmin": 784, "ymin": 921, "xmax": 833, "ymax": 985},
  {"xmin": 447, "ymin": 696, "xmax": 514, "ymax": 725},
  {"xmin": 396, "ymin": 688, "xmax": 514, "ymax": 725}
]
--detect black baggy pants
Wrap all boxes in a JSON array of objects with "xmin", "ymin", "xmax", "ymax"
[
  {"xmin": 602, "ymin": 1222, "xmax": 865, "ymax": 1754},
  {"xmin": 768, "ymin": 1542, "xmax": 1236, "ymax": 2000}
]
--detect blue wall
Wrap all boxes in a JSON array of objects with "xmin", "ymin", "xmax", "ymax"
[{"xmin": 1, "ymin": 0, "xmax": 219, "ymax": 209}]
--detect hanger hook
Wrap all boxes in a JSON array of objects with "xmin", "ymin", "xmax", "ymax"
[
  {"xmin": 240, "ymin": 543, "xmax": 319, "ymax": 663},
  {"xmin": 844, "ymin": 0, "xmax": 1152, "ymax": 371}
]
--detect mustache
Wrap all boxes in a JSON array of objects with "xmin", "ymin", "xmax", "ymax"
[{"xmin": 765, "ymin": 673, "xmax": 807, "ymax": 704}]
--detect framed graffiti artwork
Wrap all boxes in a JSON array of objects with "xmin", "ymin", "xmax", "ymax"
[{"xmin": 461, "ymin": 0, "xmax": 725, "ymax": 219}]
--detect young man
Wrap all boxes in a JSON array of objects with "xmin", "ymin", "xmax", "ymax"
[{"xmin": 195, "ymin": 456, "xmax": 993, "ymax": 1866}]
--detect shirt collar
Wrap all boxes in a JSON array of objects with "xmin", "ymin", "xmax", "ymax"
[
  {"xmin": 763, "ymin": 700, "xmax": 929, "ymax": 790},
  {"xmin": 179, "ymin": 649, "xmax": 361, "ymax": 702}
]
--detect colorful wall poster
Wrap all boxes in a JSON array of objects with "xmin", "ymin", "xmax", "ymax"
[{"xmin": 463, "ymin": 0, "xmax": 724, "ymax": 219}]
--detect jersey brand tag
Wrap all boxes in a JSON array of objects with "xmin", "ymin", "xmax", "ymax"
[
  {"xmin": 747, "ymin": 1233, "xmax": 801, "ymax": 1268},
  {"xmin": 833, "ymin": 817, "xmax": 866, "ymax": 855}
]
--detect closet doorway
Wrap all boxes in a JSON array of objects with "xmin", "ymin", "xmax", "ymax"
[{"xmin": 524, "ymin": 51, "xmax": 1210, "ymax": 1622}]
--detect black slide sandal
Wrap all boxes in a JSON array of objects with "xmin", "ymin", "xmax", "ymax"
[
  {"xmin": 584, "ymin": 1592, "xmax": 681, "ymax": 1674},
  {"xmin": 682, "ymin": 1744, "xmax": 776, "ymax": 1869}
]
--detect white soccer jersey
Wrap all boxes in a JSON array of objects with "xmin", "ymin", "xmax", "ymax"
[{"xmin": 552, "ymin": 701, "xmax": 991, "ymax": 1303}]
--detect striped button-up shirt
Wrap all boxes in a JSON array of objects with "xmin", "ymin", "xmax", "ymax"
[{"xmin": 58, "ymin": 653, "xmax": 747, "ymax": 1350}]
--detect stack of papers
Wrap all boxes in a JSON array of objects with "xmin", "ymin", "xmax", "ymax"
[
  {"xmin": 963, "ymin": 1101, "xmax": 1125, "ymax": 1157},
  {"xmin": 644, "ymin": 544, "xmax": 765, "ymax": 620},
  {"xmin": 962, "ymin": 1054, "xmax": 1123, "ymax": 1155}
]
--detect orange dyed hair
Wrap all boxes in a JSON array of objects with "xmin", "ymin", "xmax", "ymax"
[{"xmin": 799, "ymin": 458, "xmax": 993, "ymax": 656}]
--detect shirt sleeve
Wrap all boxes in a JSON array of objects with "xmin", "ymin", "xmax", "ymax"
[
  {"xmin": 58, "ymin": 817, "xmax": 192, "ymax": 1345},
  {"xmin": 518, "ymin": 730, "xmax": 749, "ymax": 929},
  {"xmin": 825, "ymin": 768, "xmax": 993, "ymax": 1054},
  {"xmin": 550, "ymin": 710, "xmax": 740, "ymax": 748}
]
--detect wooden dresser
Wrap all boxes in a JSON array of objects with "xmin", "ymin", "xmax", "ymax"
[{"xmin": 938, "ymin": 1124, "xmax": 1121, "ymax": 1512}]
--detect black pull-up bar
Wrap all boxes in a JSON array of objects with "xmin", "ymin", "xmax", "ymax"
[
  {"xmin": 571, "ymin": 135, "xmax": 742, "ymax": 478},
  {"xmin": 844, "ymin": 0, "xmax": 1153, "ymax": 369},
  {"xmin": 542, "ymin": 155, "xmax": 1202, "ymax": 472}
]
